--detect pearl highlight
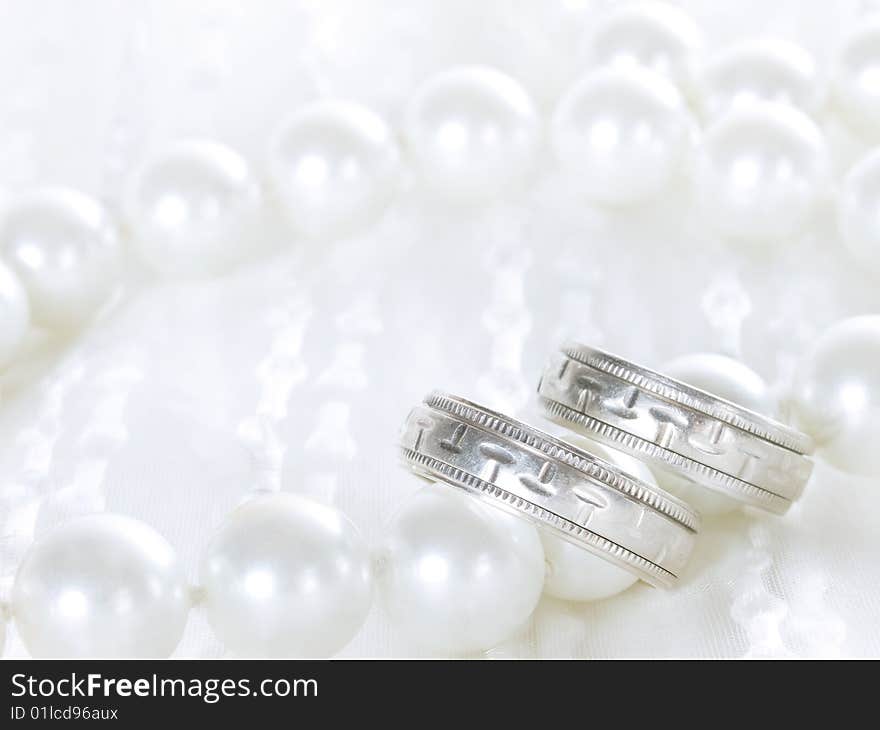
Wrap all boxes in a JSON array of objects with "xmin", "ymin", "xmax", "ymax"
[
  {"xmin": 695, "ymin": 102, "xmax": 828, "ymax": 242},
  {"xmin": 792, "ymin": 315, "xmax": 880, "ymax": 477},
  {"xmin": 124, "ymin": 140, "xmax": 263, "ymax": 277},
  {"xmin": 268, "ymin": 100, "xmax": 400, "ymax": 237},
  {"xmin": 0, "ymin": 188, "xmax": 120, "ymax": 330},
  {"xmin": 551, "ymin": 67, "xmax": 691, "ymax": 205},
  {"xmin": 200, "ymin": 493, "xmax": 373, "ymax": 658},
  {"xmin": 404, "ymin": 66, "xmax": 540, "ymax": 200},
  {"xmin": 12, "ymin": 514, "xmax": 189, "ymax": 658},
  {"xmin": 378, "ymin": 487, "xmax": 544, "ymax": 655}
]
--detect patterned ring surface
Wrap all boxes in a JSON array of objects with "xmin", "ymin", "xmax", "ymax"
[
  {"xmin": 537, "ymin": 344, "xmax": 814, "ymax": 514},
  {"xmin": 398, "ymin": 392, "xmax": 700, "ymax": 589}
]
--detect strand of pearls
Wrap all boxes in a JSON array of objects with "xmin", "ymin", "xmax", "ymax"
[
  {"xmin": 8, "ymin": 494, "xmax": 372, "ymax": 659},
  {"xmin": 2, "ymin": 2, "xmax": 880, "ymax": 658}
]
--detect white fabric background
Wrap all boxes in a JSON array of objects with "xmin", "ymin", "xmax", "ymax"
[{"xmin": 0, "ymin": 0, "xmax": 878, "ymax": 658}]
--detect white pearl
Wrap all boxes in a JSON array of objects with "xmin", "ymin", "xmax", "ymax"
[
  {"xmin": 268, "ymin": 101, "xmax": 400, "ymax": 237},
  {"xmin": 0, "ymin": 188, "xmax": 120, "ymax": 330},
  {"xmin": 200, "ymin": 493, "xmax": 372, "ymax": 658},
  {"xmin": 792, "ymin": 315, "xmax": 880, "ymax": 477},
  {"xmin": 403, "ymin": 66, "xmax": 540, "ymax": 200},
  {"xmin": 0, "ymin": 261, "xmax": 29, "ymax": 367},
  {"xmin": 695, "ymin": 103, "xmax": 828, "ymax": 242},
  {"xmin": 12, "ymin": 514, "xmax": 189, "ymax": 658},
  {"xmin": 378, "ymin": 487, "xmax": 544, "ymax": 655},
  {"xmin": 657, "ymin": 352, "xmax": 774, "ymax": 516},
  {"xmin": 700, "ymin": 38, "xmax": 819, "ymax": 119},
  {"xmin": 124, "ymin": 140, "xmax": 262, "ymax": 277},
  {"xmin": 840, "ymin": 148, "xmax": 880, "ymax": 274},
  {"xmin": 588, "ymin": 1, "xmax": 704, "ymax": 95},
  {"xmin": 832, "ymin": 17, "xmax": 880, "ymax": 138},
  {"xmin": 542, "ymin": 439, "xmax": 653, "ymax": 602},
  {"xmin": 551, "ymin": 67, "xmax": 691, "ymax": 205},
  {"xmin": 663, "ymin": 352, "xmax": 772, "ymax": 414}
]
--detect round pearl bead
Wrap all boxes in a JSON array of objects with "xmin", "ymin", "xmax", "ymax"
[
  {"xmin": 403, "ymin": 66, "xmax": 540, "ymax": 200},
  {"xmin": 832, "ymin": 17, "xmax": 880, "ymax": 138},
  {"xmin": 200, "ymin": 493, "xmax": 372, "ymax": 658},
  {"xmin": 792, "ymin": 315, "xmax": 880, "ymax": 477},
  {"xmin": 551, "ymin": 67, "xmax": 691, "ymax": 205},
  {"xmin": 700, "ymin": 38, "xmax": 819, "ymax": 119},
  {"xmin": 124, "ymin": 140, "xmax": 263, "ymax": 277},
  {"xmin": 268, "ymin": 101, "xmax": 400, "ymax": 237},
  {"xmin": 695, "ymin": 102, "xmax": 828, "ymax": 242},
  {"xmin": 12, "ymin": 514, "xmax": 189, "ymax": 658},
  {"xmin": 378, "ymin": 487, "xmax": 544, "ymax": 655},
  {"xmin": 542, "ymin": 439, "xmax": 653, "ymax": 602},
  {"xmin": 839, "ymin": 148, "xmax": 880, "ymax": 274},
  {"xmin": 588, "ymin": 1, "xmax": 704, "ymax": 94},
  {"xmin": 0, "ymin": 261, "xmax": 29, "ymax": 368},
  {"xmin": 0, "ymin": 188, "xmax": 120, "ymax": 330},
  {"xmin": 664, "ymin": 352, "xmax": 772, "ymax": 414},
  {"xmin": 656, "ymin": 352, "xmax": 774, "ymax": 516}
]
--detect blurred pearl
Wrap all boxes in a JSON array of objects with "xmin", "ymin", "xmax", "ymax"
[
  {"xmin": 124, "ymin": 140, "xmax": 262, "ymax": 277},
  {"xmin": 589, "ymin": 1, "xmax": 704, "ymax": 94},
  {"xmin": 700, "ymin": 38, "xmax": 819, "ymax": 119},
  {"xmin": 832, "ymin": 17, "xmax": 880, "ymax": 138},
  {"xmin": 0, "ymin": 188, "xmax": 119, "ymax": 330},
  {"xmin": 551, "ymin": 67, "xmax": 691, "ymax": 204},
  {"xmin": 664, "ymin": 352, "xmax": 772, "ymax": 413},
  {"xmin": 0, "ymin": 261, "xmax": 29, "ymax": 367},
  {"xmin": 200, "ymin": 493, "xmax": 372, "ymax": 658},
  {"xmin": 695, "ymin": 103, "xmax": 827, "ymax": 242},
  {"xmin": 657, "ymin": 353, "xmax": 773, "ymax": 515},
  {"xmin": 792, "ymin": 315, "xmax": 880, "ymax": 477},
  {"xmin": 12, "ymin": 514, "xmax": 189, "ymax": 658},
  {"xmin": 542, "ymin": 440, "xmax": 652, "ymax": 602},
  {"xmin": 268, "ymin": 101, "xmax": 399, "ymax": 237},
  {"xmin": 378, "ymin": 487, "xmax": 544, "ymax": 655},
  {"xmin": 840, "ymin": 149, "xmax": 880, "ymax": 274},
  {"xmin": 403, "ymin": 66, "xmax": 540, "ymax": 200}
]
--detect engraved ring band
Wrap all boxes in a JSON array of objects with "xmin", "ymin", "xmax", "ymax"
[
  {"xmin": 537, "ymin": 343, "xmax": 815, "ymax": 515},
  {"xmin": 398, "ymin": 392, "xmax": 700, "ymax": 589}
]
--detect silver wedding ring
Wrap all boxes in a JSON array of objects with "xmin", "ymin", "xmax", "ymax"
[
  {"xmin": 399, "ymin": 392, "xmax": 700, "ymax": 588},
  {"xmin": 537, "ymin": 343, "xmax": 814, "ymax": 514}
]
